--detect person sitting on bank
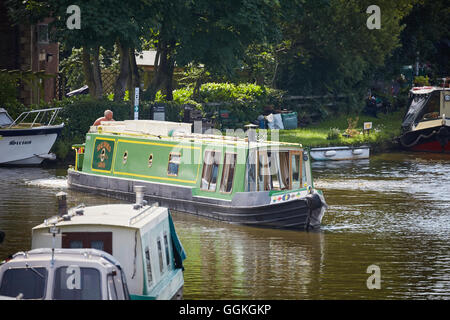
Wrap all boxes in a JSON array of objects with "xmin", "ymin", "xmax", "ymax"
[{"xmin": 93, "ymin": 110, "xmax": 114, "ymax": 126}]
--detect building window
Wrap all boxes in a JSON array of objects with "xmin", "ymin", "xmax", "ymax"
[
  {"xmin": 37, "ymin": 24, "xmax": 49, "ymax": 44},
  {"xmin": 220, "ymin": 153, "xmax": 237, "ymax": 193},
  {"xmin": 201, "ymin": 150, "xmax": 221, "ymax": 191},
  {"xmin": 168, "ymin": 153, "xmax": 181, "ymax": 176}
]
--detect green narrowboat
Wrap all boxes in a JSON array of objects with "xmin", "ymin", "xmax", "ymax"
[{"xmin": 68, "ymin": 120, "xmax": 327, "ymax": 230}]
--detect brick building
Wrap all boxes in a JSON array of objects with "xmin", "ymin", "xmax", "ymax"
[{"xmin": 0, "ymin": 0, "xmax": 59, "ymax": 105}]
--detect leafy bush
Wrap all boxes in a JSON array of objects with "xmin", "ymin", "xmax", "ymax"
[
  {"xmin": 50, "ymin": 96, "xmax": 132, "ymax": 160},
  {"xmin": 414, "ymin": 76, "xmax": 430, "ymax": 86},
  {"xmin": 155, "ymin": 82, "xmax": 284, "ymax": 127}
]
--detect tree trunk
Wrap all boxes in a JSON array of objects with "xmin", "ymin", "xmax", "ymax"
[
  {"xmin": 146, "ymin": 41, "xmax": 175, "ymax": 101},
  {"xmin": 114, "ymin": 42, "xmax": 130, "ymax": 102},
  {"xmin": 92, "ymin": 46, "xmax": 103, "ymax": 98},
  {"xmin": 81, "ymin": 46, "xmax": 96, "ymax": 98}
]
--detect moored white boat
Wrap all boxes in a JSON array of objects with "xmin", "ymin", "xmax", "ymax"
[
  {"xmin": 31, "ymin": 188, "xmax": 186, "ymax": 300},
  {"xmin": 0, "ymin": 108, "xmax": 63, "ymax": 165},
  {"xmin": 309, "ymin": 145, "xmax": 370, "ymax": 161}
]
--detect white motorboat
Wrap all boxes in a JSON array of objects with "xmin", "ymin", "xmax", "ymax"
[
  {"xmin": 309, "ymin": 145, "xmax": 370, "ymax": 161},
  {"xmin": 0, "ymin": 248, "xmax": 130, "ymax": 300},
  {"xmin": 0, "ymin": 107, "xmax": 64, "ymax": 165}
]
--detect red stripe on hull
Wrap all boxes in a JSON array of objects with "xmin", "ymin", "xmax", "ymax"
[{"xmin": 410, "ymin": 140, "xmax": 450, "ymax": 153}]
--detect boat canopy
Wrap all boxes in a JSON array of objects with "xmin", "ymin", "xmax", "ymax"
[
  {"xmin": 402, "ymin": 88, "xmax": 448, "ymax": 131},
  {"xmin": 401, "ymin": 95, "xmax": 430, "ymax": 131},
  {"xmin": 0, "ymin": 108, "xmax": 13, "ymax": 128}
]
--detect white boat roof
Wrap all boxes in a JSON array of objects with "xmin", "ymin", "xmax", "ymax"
[
  {"xmin": 410, "ymin": 86, "xmax": 450, "ymax": 95},
  {"xmin": 32, "ymin": 203, "xmax": 168, "ymax": 231}
]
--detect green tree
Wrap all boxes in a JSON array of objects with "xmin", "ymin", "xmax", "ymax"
[
  {"xmin": 7, "ymin": 0, "xmax": 150, "ymax": 101},
  {"xmin": 144, "ymin": 0, "xmax": 279, "ymax": 101},
  {"xmin": 274, "ymin": 0, "xmax": 416, "ymax": 110},
  {"xmin": 388, "ymin": 0, "xmax": 450, "ymax": 79}
]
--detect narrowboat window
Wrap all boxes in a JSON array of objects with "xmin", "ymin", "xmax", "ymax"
[
  {"xmin": 302, "ymin": 159, "xmax": 307, "ymax": 187},
  {"xmin": 148, "ymin": 154, "xmax": 153, "ymax": 168},
  {"xmin": 157, "ymin": 237, "xmax": 164, "ymax": 273},
  {"xmin": 144, "ymin": 246, "xmax": 153, "ymax": 287},
  {"xmin": 258, "ymin": 151, "xmax": 271, "ymax": 191},
  {"xmin": 123, "ymin": 151, "xmax": 128, "ymax": 164},
  {"xmin": 249, "ymin": 151, "xmax": 291, "ymax": 191},
  {"xmin": 163, "ymin": 233, "xmax": 170, "ymax": 267},
  {"xmin": 168, "ymin": 153, "xmax": 181, "ymax": 176},
  {"xmin": 201, "ymin": 150, "xmax": 221, "ymax": 191},
  {"xmin": 220, "ymin": 153, "xmax": 237, "ymax": 193},
  {"xmin": 279, "ymin": 152, "xmax": 290, "ymax": 189},
  {"xmin": 245, "ymin": 149, "xmax": 257, "ymax": 192},
  {"xmin": 291, "ymin": 153, "xmax": 302, "ymax": 189},
  {"xmin": 53, "ymin": 267, "xmax": 101, "ymax": 300},
  {"xmin": 0, "ymin": 267, "xmax": 48, "ymax": 299}
]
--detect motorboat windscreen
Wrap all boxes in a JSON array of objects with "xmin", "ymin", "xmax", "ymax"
[
  {"xmin": 402, "ymin": 95, "xmax": 429, "ymax": 131},
  {"xmin": 0, "ymin": 108, "xmax": 14, "ymax": 128}
]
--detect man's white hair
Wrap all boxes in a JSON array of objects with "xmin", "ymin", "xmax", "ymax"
[{"xmin": 104, "ymin": 110, "xmax": 113, "ymax": 116}]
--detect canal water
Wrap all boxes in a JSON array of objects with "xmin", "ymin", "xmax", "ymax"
[{"xmin": 0, "ymin": 152, "xmax": 449, "ymax": 299}]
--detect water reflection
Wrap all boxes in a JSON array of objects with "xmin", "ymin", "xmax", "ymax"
[
  {"xmin": 173, "ymin": 213, "xmax": 326, "ymax": 299},
  {"xmin": 0, "ymin": 151, "xmax": 449, "ymax": 299}
]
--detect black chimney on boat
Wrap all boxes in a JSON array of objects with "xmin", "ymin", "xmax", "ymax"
[{"xmin": 56, "ymin": 192, "xmax": 68, "ymax": 216}]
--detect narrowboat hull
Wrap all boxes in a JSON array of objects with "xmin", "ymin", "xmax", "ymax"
[
  {"xmin": 399, "ymin": 124, "xmax": 450, "ymax": 153},
  {"xmin": 68, "ymin": 169, "xmax": 326, "ymax": 230}
]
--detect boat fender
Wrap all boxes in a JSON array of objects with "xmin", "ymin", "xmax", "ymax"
[
  {"xmin": 352, "ymin": 149, "xmax": 363, "ymax": 155},
  {"xmin": 324, "ymin": 150, "xmax": 336, "ymax": 157},
  {"xmin": 305, "ymin": 193, "xmax": 322, "ymax": 210}
]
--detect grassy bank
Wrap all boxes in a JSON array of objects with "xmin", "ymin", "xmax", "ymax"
[{"xmin": 275, "ymin": 110, "xmax": 404, "ymax": 153}]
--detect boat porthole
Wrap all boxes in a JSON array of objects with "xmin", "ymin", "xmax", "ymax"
[
  {"xmin": 123, "ymin": 151, "xmax": 128, "ymax": 164},
  {"xmin": 148, "ymin": 154, "xmax": 153, "ymax": 167},
  {"xmin": 100, "ymin": 148, "xmax": 106, "ymax": 162}
]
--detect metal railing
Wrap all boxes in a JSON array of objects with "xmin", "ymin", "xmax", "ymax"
[{"xmin": 8, "ymin": 107, "xmax": 62, "ymax": 128}]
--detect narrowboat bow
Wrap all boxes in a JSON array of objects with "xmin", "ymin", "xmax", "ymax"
[{"xmin": 68, "ymin": 120, "xmax": 327, "ymax": 230}]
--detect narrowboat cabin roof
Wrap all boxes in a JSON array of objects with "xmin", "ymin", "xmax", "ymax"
[
  {"xmin": 33, "ymin": 203, "xmax": 168, "ymax": 231},
  {"xmin": 92, "ymin": 120, "xmax": 302, "ymax": 149}
]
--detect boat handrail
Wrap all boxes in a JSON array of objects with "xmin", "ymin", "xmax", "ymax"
[
  {"xmin": 8, "ymin": 107, "xmax": 62, "ymax": 129},
  {"xmin": 128, "ymin": 203, "xmax": 159, "ymax": 226}
]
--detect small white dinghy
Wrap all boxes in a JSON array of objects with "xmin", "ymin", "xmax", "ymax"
[{"xmin": 309, "ymin": 146, "xmax": 370, "ymax": 161}]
